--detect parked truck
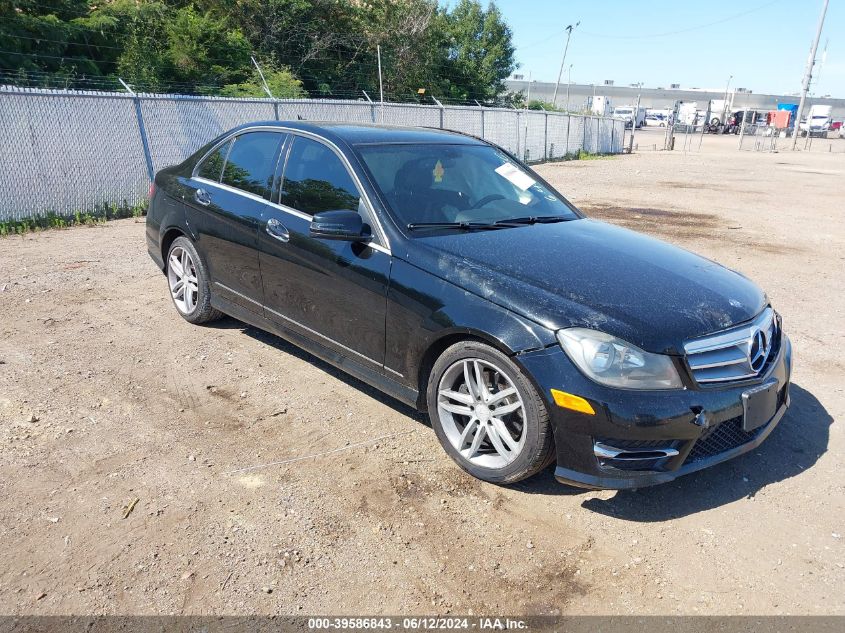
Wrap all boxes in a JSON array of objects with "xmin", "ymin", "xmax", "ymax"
[
  {"xmin": 612, "ymin": 104, "xmax": 645, "ymax": 129},
  {"xmin": 777, "ymin": 103, "xmax": 799, "ymax": 129},
  {"xmin": 706, "ymin": 99, "xmax": 730, "ymax": 126},
  {"xmin": 799, "ymin": 104, "xmax": 833, "ymax": 137},
  {"xmin": 590, "ymin": 96, "xmax": 612, "ymax": 117},
  {"xmin": 676, "ymin": 101, "xmax": 698, "ymax": 128}
]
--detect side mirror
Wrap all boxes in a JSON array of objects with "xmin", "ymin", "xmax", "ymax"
[{"xmin": 309, "ymin": 210, "xmax": 372, "ymax": 242}]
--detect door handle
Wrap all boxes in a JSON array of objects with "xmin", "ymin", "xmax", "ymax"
[
  {"xmin": 194, "ymin": 188, "xmax": 211, "ymax": 206},
  {"xmin": 266, "ymin": 218, "xmax": 290, "ymax": 243}
]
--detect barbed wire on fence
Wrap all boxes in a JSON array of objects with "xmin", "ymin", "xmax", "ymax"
[{"xmin": 0, "ymin": 85, "xmax": 626, "ymax": 222}]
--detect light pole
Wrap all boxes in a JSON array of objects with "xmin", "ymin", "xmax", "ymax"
[
  {"xmin": 791, "ymin": 0, "xmax": 829, "ymax": 150},
  {"xmin": 552, "ymin": 22, "xmax": 579, "ymax": 107},
  {"xmin": 721, "ymin": 74, "xmax": 732, "ymax": 124}
]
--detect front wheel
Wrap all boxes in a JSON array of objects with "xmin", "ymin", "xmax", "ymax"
[{"xmin": 427, "ymin": 341, "xmax": 554, "ymax": 484}]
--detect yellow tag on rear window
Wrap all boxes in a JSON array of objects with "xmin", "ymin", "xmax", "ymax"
[{"xmin": 433, "ymin": 160, "xmax": 445, "ymax": 183}]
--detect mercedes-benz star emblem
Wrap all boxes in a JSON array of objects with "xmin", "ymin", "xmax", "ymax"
[{"xmin": 748, "ymin": 329, "xmax": 769, "ymax": 372}]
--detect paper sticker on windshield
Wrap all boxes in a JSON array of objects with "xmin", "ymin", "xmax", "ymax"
[
  {"xmin": 495, "ymin": 162, "xmax": 535, "ymax": 191},
  {"xmin": 433, "ymin": 160, "xmax": 445, "ymax": 183}
]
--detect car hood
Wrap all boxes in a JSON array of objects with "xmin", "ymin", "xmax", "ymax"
[{"xmin": 402, "ymin": 218, "xmax": 766, "ymax": 354}]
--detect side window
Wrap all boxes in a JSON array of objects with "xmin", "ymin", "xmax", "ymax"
[
  {"xmin": 197, "ymin": 140, "xmax": 230, "ymax": 181},
  {"xmin": 220, "ymin": 131, "xmax": 283, "ymax": 200},
  {"xmin": 280, "ymin": 137, "xmax": 360, "ymax": 215}
]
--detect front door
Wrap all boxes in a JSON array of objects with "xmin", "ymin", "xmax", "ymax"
[{"xmin": 258, "ymin": 135, "xmax": 391, "ymax": 369}]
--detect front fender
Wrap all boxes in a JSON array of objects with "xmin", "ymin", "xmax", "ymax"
[{"xmin": 385, "ymin": 259, "xmax": 555, "ymax": 390}]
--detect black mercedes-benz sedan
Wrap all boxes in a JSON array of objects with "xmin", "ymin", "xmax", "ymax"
[{"xmin": 146, "ymin": 121, "xmax": 791, "ymax": 489}]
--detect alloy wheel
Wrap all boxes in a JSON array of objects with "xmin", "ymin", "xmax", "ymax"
[
  {"xmin": 437, "ymin": 358, "xmax": 527, "ymax": 469},
  {"xmin": 167, "ymin": 246, "xmax": 199, "ymax": 315}
]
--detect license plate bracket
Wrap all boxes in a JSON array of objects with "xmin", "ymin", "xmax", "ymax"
[{"xmin": 742, "ymin": 380, "xmax": 779, "ymax": 432}]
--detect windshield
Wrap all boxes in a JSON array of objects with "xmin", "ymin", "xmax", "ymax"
[{"xmin": 357, "ymin": 143, "xmax": 579, "ymax": 229}]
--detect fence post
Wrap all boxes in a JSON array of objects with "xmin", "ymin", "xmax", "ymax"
[
  {"xmin": 611, "ymin": 120, "xmax": 615, "ymax": 152},
  {"xmin": 481, "ymin": 108, "xmax": 486, "ymax": 140},
  {"xmin": 565, "ymin": 115, "xmax": 571, "ymax": 157},
  {"xmin": 595, "ymin": 118, "xmax": 600, "ymax": 153},
  {"xmin": 273, "ymin": 101, "xmax": 280, "ymax": 121},
  {"xmin": 362, "ymin": 90, "xmax": 376, "ymax": 123},
  {"xmin": 544, "ymin": 113, "xmax": 548, "ymax": 161},
  {"xmin": 130, "ymin": 92, "xmax": 154, "ymax": 181},
  {"xmin": 582, "ymin": 116, "xmax": 587, "ymax": 153},
  {"xmin": 431, "ymin": 96, "xmax": 445, "ymax": 129}
]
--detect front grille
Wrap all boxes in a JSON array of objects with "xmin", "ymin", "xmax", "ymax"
[
  {"xmin": 684, "ymin": 416, "xmax": 762, "ymax": 464},
  {"xmin": 684, "ymin": 308, "xmax": 781, "ymax": 385}
]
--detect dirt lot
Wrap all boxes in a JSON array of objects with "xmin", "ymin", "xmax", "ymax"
[{"xmin": 0, "ymin": 135, "xmax": 842, "ymax": 616}]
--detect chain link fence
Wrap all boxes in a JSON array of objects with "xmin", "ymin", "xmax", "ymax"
[{"xmin": 0, "ymin": 86, "xmax": 626, "ymax": 221}]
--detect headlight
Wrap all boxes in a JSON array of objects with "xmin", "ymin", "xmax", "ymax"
[{"xmin": 556, "ymin": 328, "xmax": 683, "ymax": 390}]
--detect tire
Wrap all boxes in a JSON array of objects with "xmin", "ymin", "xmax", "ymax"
[
  {"xmin": 166, "ymin": 236, "xmax": 223, "ymax": 324},
  {"xmin": 426, "ymin": 341, "xmax": 554, "ymax": 484}
]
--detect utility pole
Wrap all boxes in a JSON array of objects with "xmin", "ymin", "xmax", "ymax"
[
  {"xmin": 791, "ymin": 0, "xmax": 829, "ymax": 150},
  {"xmin": 552, "ymin": 22, "xmax": 579, "ymax": 107},
  {"xmin": 377, "ymin": 45, "xmax": 385, "ymax": 123},
  {"xmin": 630, "ymin": 83, "xmax": 642, "ymax": 152}
]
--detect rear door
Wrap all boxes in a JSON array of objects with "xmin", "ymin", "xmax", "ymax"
[
  {"xmin": 258, "ymin": 134, "xmax": 391, "ymax": 368},
  {"xmin": 184, "ymin": 130, "xmax": 286, "ymax": 313}
]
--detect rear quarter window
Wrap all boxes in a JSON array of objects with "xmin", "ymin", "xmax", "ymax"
[{"xmin": 196, "ymin": 140, "xmax": 231, "ymax": 181}]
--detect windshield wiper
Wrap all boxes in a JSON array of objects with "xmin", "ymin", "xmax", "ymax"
[
  {"xmin": 406, "ymin": 221, "xmax": 518, "ymax": 231},
  {"xmin": 494, "ymin": 215, "xmax": 574, "ymax": 226}
]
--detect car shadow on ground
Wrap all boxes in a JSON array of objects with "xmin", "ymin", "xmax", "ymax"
[
  {"xmin": 212, "ymin": 318, "xmax": 427, "ymax": 424},
  {"xmin": 518, "ymin": 383, "xmax": 832, "ymax": 520},
  {"xmin": 208, "ymin": 317, "xmax": 831, "ymax": 519}
]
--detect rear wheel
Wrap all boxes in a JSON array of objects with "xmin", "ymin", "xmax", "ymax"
[
  {"xmin": 427, "ymin": 341, "xmax": 554, "ymax": 484},
  {"xmin": 166, "ymin": 236, "xmax": 222, "ymax": 324}
]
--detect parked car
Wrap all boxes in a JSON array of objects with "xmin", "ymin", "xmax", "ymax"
[
  {"xmin": 146, "ymin": 122, "xmax": 791, "ymax": 489},
  {"xmin": 645, "ymin": 115, "xmax": 666, "ymax": 127}
]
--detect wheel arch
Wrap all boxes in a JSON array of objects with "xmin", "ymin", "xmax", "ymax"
[
  {"xmin": 160, "ymin": 226, "xmax": 192, "ymax": 267},
  {"xmin": 415, "ymin": 328, "xmax": 520, "ymax": 411}
]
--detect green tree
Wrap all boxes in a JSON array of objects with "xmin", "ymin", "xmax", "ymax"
[
  {"xmin": 161, "ymin": 6, "xmax": 251, "ymax": 90},
  {"xmin": 220, "ymin": 63, "xmax": 306, "ymax": 98},
  {"xmin": 0, "ymin": 0, "xmax": 105, "ymax": 84},
  {"xmin": 1, "ymin": 0, "xmax": 517, "ymax": 101},
  {"xmin": 438, "ymin": 0, "xmax": 516, "ymax": 101}
]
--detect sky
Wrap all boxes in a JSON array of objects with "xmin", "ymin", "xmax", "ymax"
[{"xmin": 493, "ymin": 0, "xmax": 843, "ymax": 97}]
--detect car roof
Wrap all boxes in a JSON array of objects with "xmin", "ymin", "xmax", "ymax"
[{"xmin": 229, "ymin": 120, "xmax": 486, "ymax": 147}]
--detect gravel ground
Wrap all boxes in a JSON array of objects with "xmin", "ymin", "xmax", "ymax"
[{"xmin": 0, "ymin": 133, "xmax": 842, "ymax": 616}]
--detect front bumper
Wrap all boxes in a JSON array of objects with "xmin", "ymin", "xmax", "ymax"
[{"xmin": 516, "ymin": 335, "xmax": 792, "ymax": 489}]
